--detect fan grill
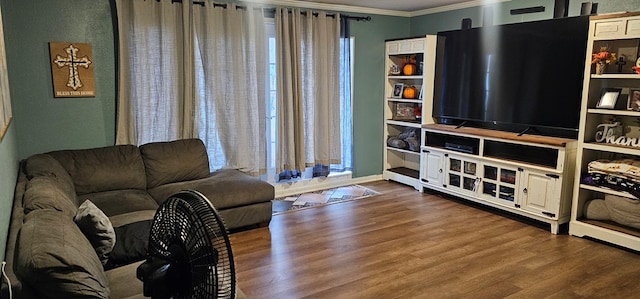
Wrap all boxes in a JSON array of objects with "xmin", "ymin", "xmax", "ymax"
[{"xmin": 147, "ymin": 190, "xmax": 236, "ymax": 298}]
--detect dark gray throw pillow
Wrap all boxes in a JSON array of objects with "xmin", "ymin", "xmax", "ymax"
[
  {"xmin": 105, "ymin": 220, "xmax": 152, "ymax": 270},
  {"xmin": 74, "ymin": 199, "xmax": 116, "ymax": 265}
]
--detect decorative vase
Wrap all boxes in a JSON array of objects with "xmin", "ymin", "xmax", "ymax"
[{"xmin": 596, "ymin": 62, "xmax": 606, "ymax": 75}]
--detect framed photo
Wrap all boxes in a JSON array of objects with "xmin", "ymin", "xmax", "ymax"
[
  {"xmin": 628, "ymin": 88, "xmax": 640, "ymax": 111},
  {"xmin": 596, "ymin": 88, "xmax": 622, "ymax": 109},
  {"xmin": 394, "ymin": 102, "xmax": 415, "ymax": 120},
  {"xmin": 392, "ymin": 83, "xmax": 404, "ymax": 98}
]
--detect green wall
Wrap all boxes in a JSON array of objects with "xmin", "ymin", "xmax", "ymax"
[
  {"xmin": 2, "ymin": 0, "xmax": 116, "ymax": 159},
  {"xmin": 0, "ymin": 0, "xmax": 116, "ymax": 261},
  {"xmin": 351, "ymin": 15, "xmax": 410, "ymax": 177},
  {"xmin": 0, "ymin": 123, "xmax": 18, "ymax": 261}
]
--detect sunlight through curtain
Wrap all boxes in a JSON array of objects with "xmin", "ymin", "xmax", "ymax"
[
  {"xmin": 115, "ymin": 0, "xmax": 268, "ymax": 175},
  {"xmin": 274, "ymin": 8, "xmax": 342, "ymax": 174},
  {"xmin": 193, "ymin": 3, "xmax": 268, "ymax": 175}
]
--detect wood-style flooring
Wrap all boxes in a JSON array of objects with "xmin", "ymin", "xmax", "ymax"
[{"xmin": 229, "ymin": 180, "xmax": 640, "ymax": 299}]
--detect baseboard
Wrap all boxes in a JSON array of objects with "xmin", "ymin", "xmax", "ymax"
[{"xmin": 274, "ymin": 174, "xmax": 382, "ymax": 197}]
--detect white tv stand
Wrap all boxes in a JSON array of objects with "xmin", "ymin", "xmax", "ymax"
[{"xmin": 421, "ymin": 124, "xmax": 577, "ymax": 234}]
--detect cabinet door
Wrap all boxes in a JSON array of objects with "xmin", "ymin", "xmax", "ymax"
[
  {"xmin": 421, "ymin": 149, "xmax": 444, "ymax": 187},
  {"xmin": 444, "ymin": 154, "xmax": 480, "ymax": 194},
  {"xmin": 480, "ymin": 163, "xmax": 518, "ymax": 207},
  {"xmin": 518, "ymin": 170, "xmax": 560, "ymax": 218}
]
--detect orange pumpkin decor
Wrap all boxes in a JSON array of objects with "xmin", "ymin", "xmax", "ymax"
[
  {"xmin": 403, "ymin": 85, "xmax": 418, "ymax": 99},
  {"xmin": 402, "ymin": 63, "xmax": 417, "ymax": 76}
]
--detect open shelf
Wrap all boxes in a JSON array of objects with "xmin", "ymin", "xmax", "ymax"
[
  {"xmin": 587, "ymin": 108, "xmax": 640, "ymax": 116},
  {"xmin": 569, "ymin": 13, "xmax": 640, "ymax": 251},
  {"xmin": 579, "ymin": 219, "xmax": 640, "ymax": 238},
  {"xmin": 591, "ymin": 74, "xmax": 640, "ymax": 79},
  {"xmin": 386, "ymin": 98, "xmax": 423, "ymax": 104},
  {"xmin": 386, "ymin": 167, "xmax": 419, "ymax": 179},
  {"xmin": 383, "ymin": 36, "xmax": 438, "ymax": 191},
  {"xmin": 423, "ymin": 123, "xmax": 574, "ymax": 147},
  {"xmin": 386, "ymin": 119, "xmax": 422, "ymax": 128},
  {"xmin": 579, "ymin": 184, "xmax": 638, "ymax": 200},
  {"xmin": 386, "ymin": 146, "xmax": 419, "ymax": 155},
  {"xmin": 387, "ymin": 75, "xmax": 423, "ymax": 80},
  {"xmin": 582, "ymin": 142, "xmax": 640, "ymax": 155}
]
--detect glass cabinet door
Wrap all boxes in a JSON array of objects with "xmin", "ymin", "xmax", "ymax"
[
  {"xmin": 446, "ymin": 156, "xmax": 478, "ymax": 193},
  {"xmin": 481, "ymin": 164, "xmax": 517, "ymax": 205}
]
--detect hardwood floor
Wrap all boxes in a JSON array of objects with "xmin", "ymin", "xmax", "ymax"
[{"xmin": 229, "ymin": 180, "xmax": 640, "ymax": 299}]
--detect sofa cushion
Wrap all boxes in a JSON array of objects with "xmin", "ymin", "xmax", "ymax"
[
  {"xmin": 47, "ymin": 145, "xmax": 147, "ymax": 195},
  {"xmin": 148, "ymin": 169, "xmax": 274, "ymax": 209},
  {"xmin": 109, "ymin": 210, "xmax": 157, "ymax": 228},
  {"xmin": 23, "ymin": 154, "xmax": 76, "ymax": 198},
  {"xmin": 105, "ymin": 220, "xmax": 152, "ymax": 270},
  {"xmin": 140, "ymin": 139, "xmax": 210, "ymax": 189},
  {"xmin": 80, "ymin": 189, "xmax": 159, "ymax": 217},
  {"xmin": 23, "ymin": 175, "xmax": 78, "ymax": 217},
  {"xmin": 74, "ymin": 200, "xmax": 116, "ymax": 265},
  {"xmin": 105, "ymin": 261, "xmax": 145, "ymax": 299},
  {"xmin": 14, "ymin": 209, "xmax": 110, "ymax": 299}
]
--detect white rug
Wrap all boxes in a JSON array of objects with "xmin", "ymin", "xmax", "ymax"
[{"xmin": 272, "ymin": 185, "xmax": 380, "ymax": 214}]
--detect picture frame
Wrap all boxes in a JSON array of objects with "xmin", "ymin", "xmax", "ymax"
[
  {"xmin": 392, "ymin": 83, "xmax": 404, "ymax": 98},
  {"xmin": 393, "ymin": 102, "xmax": 415, "ymax": 120},
  {"xmin": 596, "ymin": 88, "xmax": 622, "ymax": 109},
  {"xmin": 628, "ymin": 88, "xmax": 640, "ymax": 111}
]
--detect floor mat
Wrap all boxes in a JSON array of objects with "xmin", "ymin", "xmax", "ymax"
[{"xmin": 272, "ymin": 185, "xmax": 380, "ymax": 214}]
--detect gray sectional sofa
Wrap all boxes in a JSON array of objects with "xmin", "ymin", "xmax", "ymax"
[{"xmin": 2, "ymin": 138, "xmax": 272, "ymax": 298}]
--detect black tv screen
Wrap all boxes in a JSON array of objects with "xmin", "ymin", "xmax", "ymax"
[{"xmin": 433, "ymin": 16, "xmax": 589, "ymax": 133}]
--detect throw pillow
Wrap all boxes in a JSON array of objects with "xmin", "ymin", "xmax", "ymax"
[{"xmin": 74, "ymin": 200, "xmax": 116, "ymax": 265}]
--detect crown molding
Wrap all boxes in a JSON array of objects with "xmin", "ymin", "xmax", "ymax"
[
  {"xmin": 409, "ymin": 0, "xmax": 511, "ymax": 17},
  {"xmin": 241, "ymin": 0, "xmax": 412, "ymax": 17}
]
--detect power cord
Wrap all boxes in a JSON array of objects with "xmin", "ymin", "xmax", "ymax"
[{"xmin": 1, "ymin": 261, "xmax": 12, "ymax": 299}]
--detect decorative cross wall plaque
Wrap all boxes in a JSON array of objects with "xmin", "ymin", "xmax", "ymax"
[{"xmin": 49, "ymin": 42, "xmax": 95, "ymax": 98}]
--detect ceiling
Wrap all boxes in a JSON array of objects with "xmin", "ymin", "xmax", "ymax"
[
  {"xmin": 298, "ymin": 0, "xmax": 505, "ymax": 12},
  {"xmin": 296, "ymin": 0, "xmax": 478, "ymax": 12},
  {"xmin": 249, "ymin": 0, "xmax": 511, "ymax": 16}
]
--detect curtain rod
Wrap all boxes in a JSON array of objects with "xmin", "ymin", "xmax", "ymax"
[{"xmin": 169, "ymin": 0, "xmax": 371, "ymax": 21}]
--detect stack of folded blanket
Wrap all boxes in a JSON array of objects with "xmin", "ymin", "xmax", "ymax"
[{"xmin": 585, "ymin": 158, "xmax": 640, "ymax": 199}]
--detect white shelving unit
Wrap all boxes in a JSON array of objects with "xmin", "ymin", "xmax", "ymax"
[
  {"xmin": 383, "ymin": 36, "xmax": 437, "ymax": 191},
  {"xmin": 569, "ymin": 12, "xmax": 640, "ymax": 251}
]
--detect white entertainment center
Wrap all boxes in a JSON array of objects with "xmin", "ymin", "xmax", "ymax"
[
  {"xmin": 383, "ymin": 35, "xmax": 579, "ymax": 234},
  {"xmin": 420, "ymin": 124, "xmax": 577, "ymax": 234}
]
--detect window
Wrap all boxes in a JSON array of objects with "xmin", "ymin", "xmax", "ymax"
[{"xmin": 264, "ymin": 21, "xmax": 353, "ymax": 183}]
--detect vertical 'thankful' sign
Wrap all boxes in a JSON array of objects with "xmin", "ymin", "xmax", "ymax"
[{"xmin": 49, "ymin": 42, "xmax": 95, "ymax": 98}]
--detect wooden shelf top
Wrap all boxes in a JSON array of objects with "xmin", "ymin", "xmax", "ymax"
[
  {"xmin": 423, "ymin": 124, "xmax": 576, "ymax": 147},
  {"xmin": 590, "ymin": 11, "xmax": 640, "ymax": 21}
]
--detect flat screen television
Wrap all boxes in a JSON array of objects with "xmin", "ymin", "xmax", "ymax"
[{"xmin": 433, "ymin": 16, "xmax": 589, "ymax": 137}]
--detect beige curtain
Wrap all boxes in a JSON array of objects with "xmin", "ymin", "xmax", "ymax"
[
  {"xmin": 275, "ymin": 8, "xmax": 341, "ymax": 173},
  {"xmin": 116, "ymin": 0, "xmax": 268, "ymax": 175},
  {"xmin": 115, "ymin": 0, "xmax": 194, "ymax": 145},
  {"xmin": 193, "ymin": 3, "xmax": 268, "ymax": 175}
]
